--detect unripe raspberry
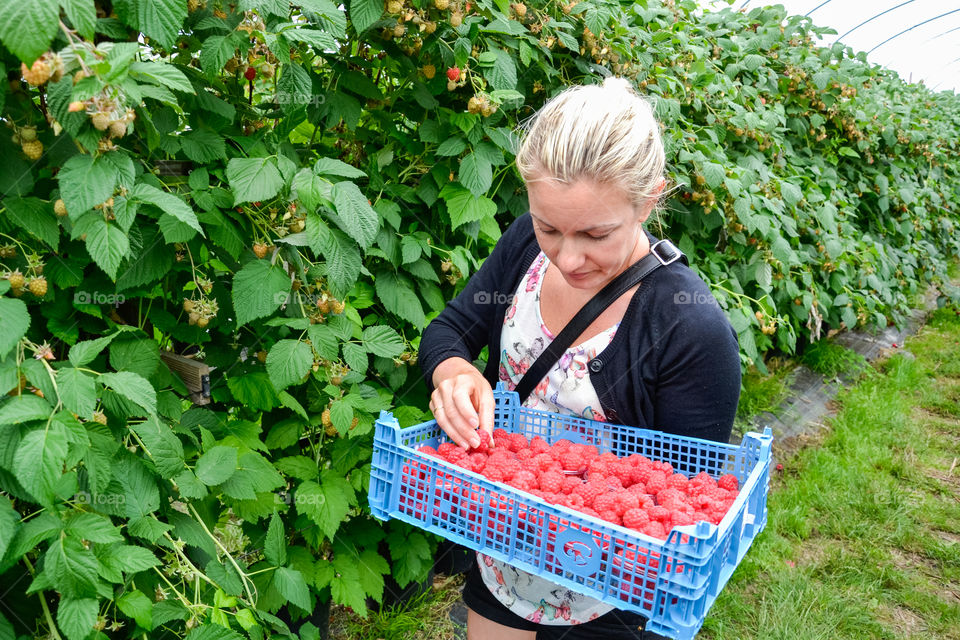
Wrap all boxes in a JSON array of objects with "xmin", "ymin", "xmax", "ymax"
[
  {"xmin": 331, "ymin": 300, "xmax": 345, "ymax": 314},
  {"xmin": 21, "ymin": 58, "xmax": 52, "ymax": 86},
  {"xmin": 91, "ymin": 113, "xmax": 111, "ymax": 131},
  {"xmin": 252, "ymin": 242, "xmax": 269, "ymax": 259},
  {"xmin": 392, "ymin": 23, "xmax": 405, "ymax": 37},
  {"xmin": 28, "ymin": 277, "xmax": 47, "ymax": 297},
  {"xmin": 256, "ymin": 350, "xmax": 268, "ymax": 363},
  {"xmin": 434, "ymin": 0, "xmax": 449, "ymax": 8},
  {"xmin": 108, "ymin": 120, "xmax": 127, "ymax": 139},
  {"xmin": 188, "ymin": 312, "xmax": 200, "ymax": 325},
  {"xmin": 424, "ymin": 21, "xmax": 437, "ymax": 33},
  {"xmin": 512, "ymin": 2, "xmax": 527, "ymax": 17},
  {"xmin": 386, "ymin": 0, "xmax": 403, "ymax": 13},
  {"xmin": 450, "ymin": 11, "xmax": 462, "ymax": 26},
  {"xmin": 68, "ymin": 101, "xmax": 86, "ymax": 112},
  {"xmin": 19, "ymin": 127, "xmax": 37, "ymax": 142},
  {"xmin": 54, "ymin": 199, "xmax": 68, "ymax": 217},
  {"xmin": 259, "ymin": 63, "xmax": 275, "ymax": 78},
  {"xmin": 7, "ymin": 270, "xmax": 25, "ymax": 290},
  {"xmin": 92, "ymin": 410, "xmax": 109, "ymax": 425},
  {"xmin": 197, "ymin": 316, "xmax": 209, "ymax": 328},
  {"xmin": 421, "ymin": 64, "xmax": 436, "ymax": 79},
  {"xmin": 447, "ymin": 80, "xmax": 457, "ymax": 91},
  {"xmin": 22, "ymin": 140, "xmax": 43, "ymax": 160},
  {"xmin": 467, "ymin": 96, "xmax": 482, "ymax": 114}
]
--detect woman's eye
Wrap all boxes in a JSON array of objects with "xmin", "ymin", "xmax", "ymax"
[{"xmin": 589, "ymin": 234, "xmax": 611, "ymax": 241}]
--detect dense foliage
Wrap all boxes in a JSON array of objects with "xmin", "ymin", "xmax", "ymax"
[{"xmin": 1, "ymin": 0, "xmax": 959, "ymax": 638}]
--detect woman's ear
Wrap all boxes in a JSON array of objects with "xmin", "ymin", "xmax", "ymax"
[{"xmin": 636, "ymin": 179, "xmax": 665, "ymax": 224}]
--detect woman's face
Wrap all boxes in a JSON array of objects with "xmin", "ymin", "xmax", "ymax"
[{"xmin": 526, "ymin": 177, "xmax": 652, "ymax": 292}]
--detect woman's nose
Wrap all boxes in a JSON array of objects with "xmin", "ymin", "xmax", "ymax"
[{"xmin": 553, "ymin": 239, "xmax": 585, "ymax": 273}]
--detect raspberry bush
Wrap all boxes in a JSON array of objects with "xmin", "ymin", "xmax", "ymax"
[{"xmin": 0, "ymin": 0, "xmax": 959, "ymax": 638}]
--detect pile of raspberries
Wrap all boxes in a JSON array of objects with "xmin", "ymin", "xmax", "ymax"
[{"xmin": 415, "ymin": 429, "xmax": 740, "ymax": 540}]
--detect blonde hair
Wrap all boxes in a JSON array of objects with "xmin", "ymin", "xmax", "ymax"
[{"xmin": 515, "ymin": 77, "xmax": 666, "ymax": 211}]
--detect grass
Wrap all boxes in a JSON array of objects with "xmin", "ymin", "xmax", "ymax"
[
  {"xmin": 335, "ymin": 307, "xmax": 960, "ymax": 640},
  {"xmin": 329, "ymin": 574, "xmax": 466, "ymax": 640},
  {"xmin": 701, "ymin": 305, "xmax": 960, "ymax": 640},
  {"xmin": 800, "ymin": 340, "xmax": 870, "ymax": 379},
  {"xmin": 733, "ymin": 359, "xmax": 796, "ymax": 437}
]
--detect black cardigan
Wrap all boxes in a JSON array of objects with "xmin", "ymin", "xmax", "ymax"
[{"xmin": 418, "ymin": 213, "xmax": 741, "ymax": 444}]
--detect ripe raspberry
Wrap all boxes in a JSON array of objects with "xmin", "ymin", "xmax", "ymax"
[
  {"xmin": 560, "ymin": 451, "xmax": 584, "ymax": 472},
  {"xmin": 561, "ymin": 475, "xmax": 581, "ymax": 495},
  {"xmin": 626, "ymin": 454, "xmax": 652, "ymax": 467},
  {"xmin": 629, "ymin": 464, "xmax": 652, "ymax": 486},
  {"xmin": 22, "ymin": 140, "xmax": 43, "ymax": 161},
  {"xmin": 418, "ymin": 445, "xmax": 439, "ymax": 457},
  {"xmin": 655, "ymin": 461, "xmax": 675, "ymax": 475},
  {"xmin": 28, "ymin": 277, "xmax": 47, "ymax": 297},
  {"xmin": 609, "ymin": 461, "xmax": 633, "ymax": 486},
  {"xmin": 510, "ymin": 470, "xmax": 537, "ymax": 492},
  {"xmin": 493, "ymin": 428, "xmax": 510, "ymax": 443},
  {"xmin": 562, "ymin": 494, "xmax": 585, "ymax": 510},
  {"xmin": 552, "ymin": 439, "xmax": 573, "ymax": 452},
  {"xmin": 656, "ymin": 488, "xmax": 685, "ymax": 505},
  {"xmin": 667, "ymin": 473, "xmax": 689, "ymax": 492},
  {"xmin": 516, "ymin": 448, "xmax": 534, "ymax": 461},
  {"xmin": 588, "ymin": 459, "xmax": 609, "ymax": 477},
  {"xmin": 718, "ymin": 474, "xmax": 739, "ymax": 492},
  {"xmin": 529, "ymin": 436, "xmax": 550, "ymax": 453},
  {"xmin": 623, "ymin": 508, "xmax": 650, "ymax": 530},
  {"xmin": 597, "ymin": 510, "xmax": 620, "ymax": 525},
  {"xmin": 446, "ymin": 66, "xmax": 461, "ymax": 82},
  {"xmin": 613, "ymin": 490, "xmax": 640, "ymax": 515},
  {"xmin": 244, "ymin": 66, "xmax": 257, "ymax": 80},
  {"xmin": 593, "ymin": 492, "xmax": 617, "ymax": 514},
  {"xmin": 645, "ymin": 470, "xmax": 667, "ymax": 494},
  {"xmin": 533, "ymin": 453, "xmax": 556, "ymax": 472},
  {"xmin": 572, "ymin": 482, "xmax": 604, "ymax": 509},
  {"xmin": 539, "ymin": 470, "xmax": 564, "ymax": 494},
  {"xmin": 483, "ymin": 464, "xmax": 505, "ymax": 482},
  {"xmin": 643, "ymin": 521, "xmax": 667, "ymax": 539},
  {"xmin": 671, "ymin": 511, "xmax": 695, "ymax": 527},
  {"xmin": 467, "ymin": 430, "xmax": 491, "ymax": 454},
  {"xmin": 506, "ymin": 432, "xmax": 529, "ymax": 452},
  {"xmin": 499, "ymin": 457, "xmax": 521, "ymax": 481},
  {"xmin": 647, "ymin": 505, "xmax": 670, "ymax": 523}
]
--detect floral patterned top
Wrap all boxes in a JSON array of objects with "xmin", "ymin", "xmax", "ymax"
[{"xmin": 477, "ymin": 251, "xmax": 619, "ymax": 625}]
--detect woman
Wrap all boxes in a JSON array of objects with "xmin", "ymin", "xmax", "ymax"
[{"xmin": 418, "ymin": 77, "xmax": 741, "ymax": 639}]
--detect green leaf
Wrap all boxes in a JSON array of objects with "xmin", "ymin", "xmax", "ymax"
[
  {"xmin": 296, "ymin": 471, "xmax": 356, "ymax": 542},
  {"xmin": 14, "ymin": 423, "xmax": 67, "ymax": 504},
  {"xmin": 375, "ymin": 271, "xmax": 425, "ymax": 328},
  {"xmin": 74, "ymin": 214, "xmax": 130, "ymax": 279},
  {"xmin": 129, "ymin": 60, "xmax": 194, "ymax": 93},
  {"xmin": 439, "ymin": 184, "xmax": 497, "ymax": 230},
  {"xmin": 232, "ymin": 259, "xmax": 291, "ymax": 327},
  {"xmin": 0, "ymin": 297, "xmax": 29, "ymax": 359},
  {"xmin": 357, "ymin": 548, "xmax": 389, "ymax": 602},
  {"xmin": 275, "ymin": 456, "xmax": 318, "ymax": 480},
  {"xmin": 110, "ymin": 543, "xmax": 161, "ymax": 572},
  {"xmin": 132, "ymin": 183, "xmax": 203, "ymax": 236},
  {"xmin": 109, "ymin": 337, "xmax": 160, "ymax": 378},
  {"xmin": 199, "ymin": 34, "xmax": 238, "ymax": 76},
  {"xmin": 180, "ymin": 129, "xmax": 227, "ymax": 163},
  {"xmin": 65, "ymin": 513, "xmax": 123, "ymax": 544},
  {"xmin": 781, "ymin": 182, "xmax": 802, "ymax": 206},
  {"xmin": 702, "ymin": 162, "xmax": 725, "ymax": 190},
  {"xmin": 62, "ymin": 0, "xmax": 97, "ymax": 40},
  {"xmin": 226, "ymin": 158, "xmax": 285, "ymax": 206},
  {"xmin": 0, "ymin": 496, "xmax": 18, "ymax": 561},
  {"xmin": 330, "ymin": 553, "xmax": 366, "ymax": 614},
  {"xmin": 3, "ymin": 197, "xmax": 59, "ymax": 249},
  {"xmin": 277, "ymin": 63, "xmax": 313, "ymax": 114},
  {"xmin": 362, "ymin": 325, "xmax": 405, "ymax": 358},
  {"xmin": 266, "ymin": 340, "xmax": 313, "ymax": 391},
  {"xmin": 45, "ymin": 536, "xmax": 99, "ymax": 598},
  {"xmin": 0, "ymin": 394, "xmax": 52, "ymax": 425},
  {"xmin": 227, "ymin": 372, "xmax": 280, "ymax": 410},
  {"xmin": 0, "ymin": 0, "xmax": 59, "ymax": 63},
  {"xmin": 265, "ymin": 512, "xmax": 287, "ymax": 566},
  {"xmin": 57, "ymin": 368, "xmax": 97, "ymax": 419},
  {"xmin": 488, "ymin": 49, "xmax": 517, "ymax": 91},
  {"xmin": 329, "ymin": 398, "xmax": 354, "ymax": 435},
  {"xmin": 347, "ymin": 0, "xmax": 382, "ymax": 34},
  {"xmin": 330, "ymin": 181, "xmax": 379, "ymax": 249},
  {"xmin": 132, "ymin": 415, "xmax": 185, "ymax": 479},
  {"xmin": 116, "ymin": 590, "xmax": 153, "ymax": 630},
  {"xmin": 340, "ymin": 341, "xmax": 366, "ymax": 377},
  {"xmin": 59, "ymin": 154, "xmax": 118, "ymax": 217},
  {"xmin": 274, "ymin": 567, "xmax": 311, "ymax": 610},
  {"xmin": 185, "ymin": 625, "xmax": 244, "ymax": 640},
  {"xmin": 459, "ymin": 152, "xmax": 493, "ymax": 197},
  {"xmin": 195, "ymin": 445, "xmax": 238, "ymax": 486},
  {"xmin": 138, "ymin": 0, "xmax": 188, "ymax": 49},
  {"xmin": 68, "ymin": 334, "xmax": 117, "ymax": 367},
  {"xmin": 386, "ymin": 529, "xmax": 432, "ymax": 588},
  {"xmin": 319, "ymin": 228, "xmax": 362, "ymax": 300},
  {"xmin": 314, "ymin": 157, "xmax": 367, "ymax": 179},
  {"xmin": 293, "ymin": 169, "xmax": 332, "ymax": 211},
  {"xmin": 99, "ymin": 372, "xmax": 157, "ymax": 415},
  {"xmin": 56, "ymin": 597, "xmax": 98, "ymax": 640}
]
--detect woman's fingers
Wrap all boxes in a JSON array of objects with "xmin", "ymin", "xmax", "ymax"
[
  {"xmin": 477, "ymin": 384, "xmax": 496, "ymax": 448},
  {"xmin": 432, "ymin": 375, "xmax": 489, "ymax": 450}
]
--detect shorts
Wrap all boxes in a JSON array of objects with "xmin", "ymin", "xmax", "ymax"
[{"xmin": 461, "ymin": 560, "xmax": 664, "ymax": 640}]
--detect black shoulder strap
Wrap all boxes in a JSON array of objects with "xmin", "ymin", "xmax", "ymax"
[{"xmin": 512, "ymin": 238, "xmax": 686, "ymax": 405}]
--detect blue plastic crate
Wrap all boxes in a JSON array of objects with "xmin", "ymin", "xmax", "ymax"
[{"xmin": 369, "ymin": 384, "xmax": 772, "ymax": 640}]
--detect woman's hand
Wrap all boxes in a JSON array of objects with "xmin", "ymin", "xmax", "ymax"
[{"xmin": 429, "ymin": 356, "xmax": 496, "ymax": 450}]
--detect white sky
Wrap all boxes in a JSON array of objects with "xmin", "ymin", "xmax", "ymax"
[{"xmin": 705, "ymin": 1, "xmax": 960, "ymax": 94}]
